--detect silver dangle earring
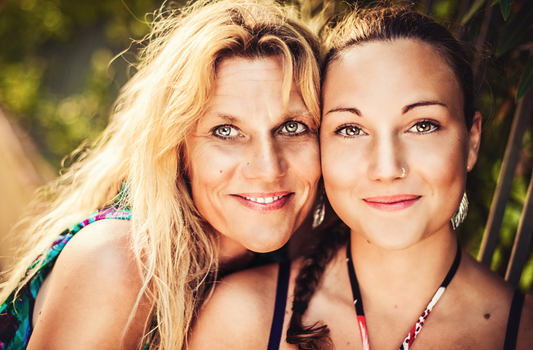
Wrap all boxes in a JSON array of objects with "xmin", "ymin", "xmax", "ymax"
[
  {"xmin": 312, "ymin": 188, "xmax": 326, "ymax": 229},
  {"xmin": 451, "ymin": 192, "xmax": 468, "ymax": 230}
]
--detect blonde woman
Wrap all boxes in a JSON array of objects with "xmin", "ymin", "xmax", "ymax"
[{"xmin": 0, "ymin": 1, "xmax": 321, "ymax": 349}]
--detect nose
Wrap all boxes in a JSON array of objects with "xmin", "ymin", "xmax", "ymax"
[
  {"xmin": 367, "ymin": 134, "xmax": 406, "ymax": 181},
  {"xmin": 242, "ymin": 135, "xmax": 287, "ymax": 181}
]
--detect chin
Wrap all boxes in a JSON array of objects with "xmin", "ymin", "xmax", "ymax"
[
  {"xmin": 358, "ymin": 225, "xmax": 426, "ymax": 251},
  {"xmin": 372, "ymin": 239, "xmax": 418, "ymax": 251},
  {"xmin": 241, "ymin": 231, "xmax": 291, "ymax": 253}
]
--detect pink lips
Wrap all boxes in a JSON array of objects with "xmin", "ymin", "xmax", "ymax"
[
  {"xmin": 363, "ymin": 194, "xmax": 420, "ymax": 211},
  {"xmin": 231, "ymin": 192, "xmax": 293, "ymax": 211}
]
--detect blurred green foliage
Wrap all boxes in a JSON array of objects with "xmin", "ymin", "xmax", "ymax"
[
  {"xmin": 0, "ymin": 0, "xmax": 532, "ymax": 290},
  {"xmin": 0, "ymin": 0, "xmax": 170, "ymax": 165}
]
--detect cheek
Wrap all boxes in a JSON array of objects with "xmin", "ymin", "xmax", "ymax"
[
  {"xmin": 286, "ymin": 141, "xmax": 321, "ymax": 185},
  {"xmin": 410, "ymin": 135, "xmax": 468, "ymax": 189},
  {"xmin": 408, "ymin": 135, "xmax": 468, "ymax": 220},
  {"xmin": 188, "ymin": 143, "xmax": 240, "ymax": 205},
  {"xmin": 322, "ymin": 136, "xmax": 365, "ymax": 179},
  {"xmin": 321, "ymin": 138, "xmax": 362, "ymax": 202}
]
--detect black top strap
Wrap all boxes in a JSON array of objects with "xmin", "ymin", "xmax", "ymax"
[
  {"xmin": 504, "ymin": 289, "xmax": 525, "ymax": 350},
  {"xmin": 267, "ymin": 260, "xmax": 291, "ymax": 350},
  {"xmin": 346, "ymin": 241, "xmax": 365, "ymax": 316}
]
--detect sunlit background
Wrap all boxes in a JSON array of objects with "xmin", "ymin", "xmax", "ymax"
[{"xmin": 0, "ymin": 0, "xmax": 532, "ymax": 291}]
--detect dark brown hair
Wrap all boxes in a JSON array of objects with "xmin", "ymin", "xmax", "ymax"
[
  {"xmin": 322, "ymin": 6, "xmax": 477, "ymax": 129},
  {"xmin": 286, "ymin": 7, "xmax": 478, "ymax": 350},
  {"xmin": 286, "ymin": 219, "xmax": 349, "ymax": 350}
]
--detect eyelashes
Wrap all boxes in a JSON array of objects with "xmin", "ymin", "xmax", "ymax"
[
  {"xmin": 407, "ymin": 120, "xmax": 439, "ymax": 134},
  {"xmin": 213, "ymin": 124, "xmax": 240, "ymax": 138},
  {"xmin": 334, "ymin": 124, "xmax": 367, "ymax": 137},
  {"xmin": 333, "ymin": 119, "xmax": 440, "ymax": 138},
  {"xmin": 211, "ymin": 120, "xmax": 310, "ymax": 140},
  {"xmin": 279, "ymin": 121, "xmax": 308, "ymax": 136}
]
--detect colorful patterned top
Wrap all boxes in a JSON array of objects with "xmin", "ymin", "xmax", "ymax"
[{"xmin": 0, "ymin": 205, "xmax": 141, "ymax": 350}]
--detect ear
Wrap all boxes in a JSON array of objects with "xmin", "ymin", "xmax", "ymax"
[{"xmin": 467, "ymin": 111, "xmax": 482, "ymax": 171}]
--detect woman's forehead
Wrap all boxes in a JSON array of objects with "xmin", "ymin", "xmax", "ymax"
[{"xmin": 322, "ymin": 40, "xmax": 462, "ymax": 112}]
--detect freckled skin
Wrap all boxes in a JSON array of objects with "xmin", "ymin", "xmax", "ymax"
[{"xmin": 186, "ymin": 56, "xmax": 320, "ymax": 255}]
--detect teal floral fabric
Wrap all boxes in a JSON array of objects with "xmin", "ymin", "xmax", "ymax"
[{"xmin": 0, "ymin": 205, "xmax": 132, "ymax": 349}]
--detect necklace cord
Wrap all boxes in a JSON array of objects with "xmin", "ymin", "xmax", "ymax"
[
  {"xmin": 441, "ymin": 241, "xmax": 461, "ymax": 287},
  {"xmin": 346, "ymin": 239, "xmax": 462, "ymax": 350}
]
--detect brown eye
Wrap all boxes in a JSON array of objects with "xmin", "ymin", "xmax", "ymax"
[
  {"xmin": 409, "ymin": 121, "xmax": 438, "ymax": 133},
  {"xmin": 417, "ymin": 123, "xmax": 430, "ymax": 132},
  {"xmin": 346, "ymin": 127, "xmax": 359, "ymax": 136},
  {"xmin": 337, "ymin": 125, "xmax": 365, "ymax": 137}
]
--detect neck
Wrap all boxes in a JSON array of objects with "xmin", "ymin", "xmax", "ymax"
[
  {"xmin": 350, "ymin": 227, "xmax": 458, "ymax": 305},
  {"xmin": 216, "ymin": 233, "xmax": 254, "ymax": 273}
]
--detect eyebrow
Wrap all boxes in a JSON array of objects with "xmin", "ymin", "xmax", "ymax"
[
  {"xmin": 402, "ymin": 101, "xmax": 447, "ymax": 114},
  {"xmin": 209, "ymin": 110, "xmax": 311, "ymax": 123},
  {"xmin": 286, "ymin": 110, "xmax": 312, "ymax": 119},
  {"xmin": 324, "ymin": 107, "xmax": 362, "ymax": 116},
  {"xmin": 209, "ymin": 113, "xmax": 240, "ymax": 123},
  {"xmin": 325, "ymin": 101, "xmax": 447, "ymax": 117}
]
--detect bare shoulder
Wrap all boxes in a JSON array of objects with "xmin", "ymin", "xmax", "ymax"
[
  {"xmin": 38, "ymin": 219, "xmax": 138, "ymax": 300},
  {"xmin": 188, "ymin": 263, "xmax": 283, "ymax": 350},
  {"xmin": 517, "ymin": 294, "xmax": 533, "ymax": 350},
  {"xmin": 29, "ymin": 219, "xmax": 151, "ymax": 350},
  {"xmin": 459, "ymin": 251, "xmax": 514, "ymax": 300},
  {"xmin": 449, "ymin": 252, "xmax": 521, "ymax": 348}
]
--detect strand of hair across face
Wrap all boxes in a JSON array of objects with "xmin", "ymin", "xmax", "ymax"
[{"xmin": 286, "ymin": 220, "xmax": 349, "ymax": 350}]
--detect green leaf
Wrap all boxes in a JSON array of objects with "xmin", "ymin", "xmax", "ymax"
[
  {"xmin": 500, "ymin": 0, "xmax": 514, "ymax": 20},
  {"xmin": 462, "ymin": 0, "xmax": 489, "ymax": 24},
  {"xmin": 491, "ymin": 0, "xmax": 500, "ymax": 6},
  {"xmin": 516, "ymin": 55, "xmax": 533, "ymax": 102},
  {"xmin": 496, "ymin": 0, "xmax": 533, "ymax": 56}
]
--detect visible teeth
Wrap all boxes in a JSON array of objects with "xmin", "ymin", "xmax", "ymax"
[{"xmin": 244, "ymin": 196, "xmax": 282, "ymax": 203}]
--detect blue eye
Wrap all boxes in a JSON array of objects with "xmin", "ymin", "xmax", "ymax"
[
  {"xmin": 213, "ymin": 125, "xmax": 239, "ymax": 138},
  {"xmin": 280, "ymin": 121, "xmax": 307, "ymax": 135},
  {"xmin": 408, "ymin": 121, "xmax": 438, "ymax": 133}
]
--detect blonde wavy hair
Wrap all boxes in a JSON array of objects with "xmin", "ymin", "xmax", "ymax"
[{"xmin": 0, "ymin": 0, "xmax": 321, "ymax": 349}]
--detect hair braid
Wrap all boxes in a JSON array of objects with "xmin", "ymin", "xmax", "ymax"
[{"xmin": 286, "ymin": 219, "xmax": 349, "ymax": 350}]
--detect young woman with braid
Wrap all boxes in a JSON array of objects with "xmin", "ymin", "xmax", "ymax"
[
  {"xmin": 189, "ymin": 7, "xmax": 533, "ymax": 350},
  {"xmin": 0, "ymin": 1, "xmax": 323, "ymax": 349}
]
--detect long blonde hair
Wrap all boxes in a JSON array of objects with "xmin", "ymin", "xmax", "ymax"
[{"xmin": 0, "ymin": 0, "xmax": 320, "ymax": 348}]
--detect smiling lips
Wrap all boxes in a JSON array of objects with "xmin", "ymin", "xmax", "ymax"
[
  {"xmin": 244, "ymin": 195, "xmax": 285, "ymax": 204},
  {"xmin": 232, "ymin": 192, "xmax": 293, "ymax": 211},
  {"xmin": 363, "ymin": 194, "xmax": 421, "ymax": 211}
]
